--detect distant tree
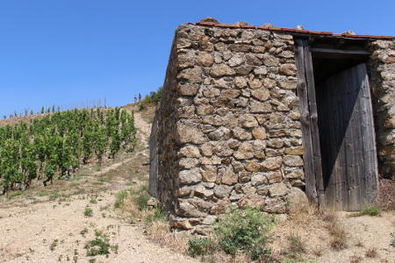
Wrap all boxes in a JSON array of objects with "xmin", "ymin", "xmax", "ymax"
[{"xmin": 41, "ymin": 107, "xmax": 45, "ymax": 114}]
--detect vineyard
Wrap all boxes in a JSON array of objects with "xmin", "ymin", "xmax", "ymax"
[{"xmin": 0, "ymin": 107, "xmax": 136, "ymax": 194}]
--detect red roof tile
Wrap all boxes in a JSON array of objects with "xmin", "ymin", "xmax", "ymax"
[{"xmin": 194, "ymin": 21, "xmax": 394, "ymax": 40}]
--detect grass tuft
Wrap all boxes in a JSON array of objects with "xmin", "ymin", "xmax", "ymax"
[{"xmin": 84, "ymin": 207, "xmax": 93, "ymax": 217}]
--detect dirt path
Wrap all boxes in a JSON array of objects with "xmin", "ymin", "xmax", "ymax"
[{"xmin": 0, "ymin": 108, "xmax": 198, "ymax": 263}]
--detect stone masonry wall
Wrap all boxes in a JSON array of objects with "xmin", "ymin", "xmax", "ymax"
[
  {"xmin": 369, "ymin": 40, "xmax": 395, "ymax": 180},
  {"xmin": 151, "ymin": 23, "xmax": 308, "ymax": 233}
]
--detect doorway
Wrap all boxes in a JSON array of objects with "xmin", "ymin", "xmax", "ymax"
[{"xmin": 295, "ymin": 38, "xmax": 379, "ymax": 211}]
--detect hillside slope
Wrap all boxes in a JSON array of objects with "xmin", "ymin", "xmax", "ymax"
[{"xmin": 0, "ymin": 107, "xmax": 198, "ymax": 263}]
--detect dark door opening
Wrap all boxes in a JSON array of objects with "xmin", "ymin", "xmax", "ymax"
[{"xmin": 295, "ymin": 39, "xmax": 379, "ymax": 211}]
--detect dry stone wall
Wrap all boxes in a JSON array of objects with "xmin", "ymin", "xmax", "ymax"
[
  {"xmin": 150, "ymin": 23, "xmax": 307, "ymax": 232},
  {"xmin": 369, "ymin": 40, "xmax": 395, "ymax": 180}
]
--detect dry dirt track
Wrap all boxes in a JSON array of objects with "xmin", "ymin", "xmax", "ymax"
[{"xmin": 0, "ymin": 111, "xmax": 198, "ymax": 263}]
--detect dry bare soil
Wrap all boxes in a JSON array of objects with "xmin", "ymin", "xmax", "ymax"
[{"xmin": 0, "ymin": 108, "xmax": 197, "ymax": 263}]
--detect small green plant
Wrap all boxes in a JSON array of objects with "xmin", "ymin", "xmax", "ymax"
[
  {"xmin": 84, "ymin": 207, "xmax": 93, "ymax": 217},
  {"xmin": 135, "ymin": 186, "xmax": 150, "ymax": 210},
  {"xmin": 286, "ymin": 234, "xmax": 306, "ymax": 259},
  {"xmin": 359, "ymin": 206, "xmax": 381, "ymax": 216},
  {"xmin": 85, "ymin": 231, "xmax": 111, "ymax": 256},
  {"xmin": 145, "ymin": 207, "xmax": 167, "ymax": 223},
  {"xmin": 187, "ymin": 237, "xmax": 215, "ymax": 257},
  {"xmin": 114, "ymin": 190, "xmax": 128, "ymax": 209},
  {"xmin": 391, "ymin": 233, "xmax": 395, "ymax": 247},
  {"xmin": 214, "ymin": 208, "xmax": 274, "ymax": 260}
]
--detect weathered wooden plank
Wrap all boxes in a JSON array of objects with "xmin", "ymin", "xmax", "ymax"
[
  {"xmin": 358, "ymin": 64, "xmax": 379, "ymax": 207},
  {"xmin": 295, "ymin": 39, "xmax": 318, "ymax": 203},
  {"xmin": 302, "ymin": 41, "xmax": 325, "ymax": 207},
  {"xmin": 311, "ymin": 47, "xmax": 370, "ymax": 56}
]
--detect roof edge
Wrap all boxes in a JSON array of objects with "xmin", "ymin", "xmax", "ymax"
[{"xmin": 191, "ymin": 21, "xmax": 394, "ymax": 40}]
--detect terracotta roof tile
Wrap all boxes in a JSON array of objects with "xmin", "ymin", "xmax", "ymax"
[{"xmin": 194, "ymin": 21, "xmax": 394, "ymax": 40}]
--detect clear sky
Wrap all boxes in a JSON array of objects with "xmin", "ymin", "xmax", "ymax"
[{"xmin": 1, "ymin": 0, "xmax": 394, "ymax": 116}]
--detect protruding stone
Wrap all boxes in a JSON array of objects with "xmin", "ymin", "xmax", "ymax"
[
  {"xmin": 208, "ymin": 127, "xmax": 231, "ymax": 140},
  {"xmin": 233, "ymin": 127, "xmax": 252, "ymax": 140},
  {"xmin": 199, "ymin": 17, "xmax": 220, "ymax": 24},
  {"xmin": 210, "ymin": 64, "xmax": 236, "ymax": 77},
  {"xmin": 179, "ymin": 168, "xmax": 202, "ymax": 185},
  {"xmin": 228, "ymin": 54, "xmax": 245, "ymax": 67},
  {"xmin": 262, "ymin": 157, "xmax": 283, "ymax": 171},
  {"xmin": 178, "ymin": 83, "xmax": 200, "ymax": 96},
  {"xmin": 251, "ymin": 88, "xmax": 270, "ymax": 101},
  {"xmin": 179, "ymin": 158, "xmax": 200, "ymax": 169},
  {"xmin": 264, "ymin": 198, "xmax": 287, "ymax": 213},
  {"xmin": 237, "ymin": 194, "xmax": 265, "ymax": 209},
  {"xmin": 279, "ymin": 64, "xmax": 297, "ymax": 76},
  {"xmin": 178, "ymin": 201, "xmax": 205, "ymax": 217},
  {"xmin": 252, "ymin": 127, "xmax": 267, "ymax": 140},
  {"xmin": 251, "ymin": 172, "xmax": 268, "ymax": 186},
  {"xmin": 248, "ymin": 79, "xmax": 262, "ymax": 89},
  {"xmin": 239, "ymin": 114, "xmax": 258, "ymax": 128},
  {"xmin": 234, "ymin": 142, "xmax": 254, "ymax": 160},
  {"xmin": 177, "ymin": 123, "xmax": 207, "ymax": 144},
  {"xmin": 268, "ymin": 183, "xmax": 288, "ymax": 197},
  {"xmin": 179, "ymin": 145, "xmax": 201, "ymax": 158},
  {"xmin": 197, "ymin": 52, "xmax": 214, "ymax": 67},
  {"xmin": 283, "ymin": 155, "xmax": 304, "ymax": 167},
  {"xmin": 234, "ymin": 76, "xmax": 248, "ymax": 88},
  {"xmin": 214, "ymin": 185, "xmax": 232, "ymax": 198},
  {"xmin": 287, "ymin": 187, "xmax": 309, "ymax": 213},
  {"xmin": 220, "ymin": 166, "xmax": 238, "ymax": 185},
  {"xmin": 177, "ymin": 67, "xmax": 203, "ymax": 83},
  {"xmin": 245, "ymin": 160, "xmax": 261, "ymax": 172},
  {"xmin": 210, "ymin": 199, "xmax": 231, "ymax": 215},
  {"xmin": 197, "ymin": 104, "xmax": 215, "ymax": 116},
  {"xmin": 201, "ymin": 165, "xmax": 217, "ymax": 182}
]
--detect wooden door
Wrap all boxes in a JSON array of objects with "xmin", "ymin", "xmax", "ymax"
[{"xmin": 315, "ymin": 63, "xmax": 378, "ymax": 210}]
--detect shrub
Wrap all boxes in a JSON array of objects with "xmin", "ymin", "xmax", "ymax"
[
  {"xmin": 84, "ymin": 207, "xmax": 93, "ymax": 217},
  {"xmin": 359, "ymin": 206, "xmax": 381, "ymax": 216},
  {"xmin": 85, "ymin": 231, "xmax": 111, "ymax": 256},
  {"xmin": 214, "ymin": 208, "xmax": 274, "ymax": 260},
  {"xmin": 187, "ymin": 237, "xmax": 215, "ymax": 257}
]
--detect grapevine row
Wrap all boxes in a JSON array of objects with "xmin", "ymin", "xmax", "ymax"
[{"xmin": 0, "ymin": 107, "xmax": 136, "ymax": 194}]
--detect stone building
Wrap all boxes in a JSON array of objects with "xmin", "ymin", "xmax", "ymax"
[{"xmin": 149, "ymin": 18, "xmax": 395, "ymax": 231}]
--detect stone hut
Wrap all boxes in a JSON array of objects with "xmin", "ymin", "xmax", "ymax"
[{"xmin": 149, "ymin": 18, "xmax": 395, "ymax": 231}]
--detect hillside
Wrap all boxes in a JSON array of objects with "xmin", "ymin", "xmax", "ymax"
[{"xmin": 0, "ymin": 105, "xmax": 198, "ymax": 263}]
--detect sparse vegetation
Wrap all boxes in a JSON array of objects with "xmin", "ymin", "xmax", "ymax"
[
  {"xmin": 365, "ymin": 247, "xmax": 378, "ymax": 258},
  {"xmin": 285, "ymin": 233, "xmax": 306, "ymax": 259},
  {"xmin": 84, "ymin": 207, "xmax": 93, "ymax": 217},
  {"xmin": 391, "ymin": 233, "xmax": 395, "ymax": 247},
  {"xmin": 49, "ymin": 239, "xmax": 59, "ymax": 251},
  {"xmin": 187, "ymin": 208, "xmax": 275, "ymax": 260},
  {"xmin": 358, "ymin": 206, "xmax": 381, "ymax": 216},
  {"xmin": 84, "ymin": 231, "xmax": 111, "ymax": 256},
  {"xmin": 187, "ymin": 237, "xmax": 215, "ymax": 257}
]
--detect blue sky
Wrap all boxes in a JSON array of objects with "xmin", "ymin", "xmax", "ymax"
[{"xmin": 0, "ymin": 0, "xmax": 394, "ymax": 116}]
